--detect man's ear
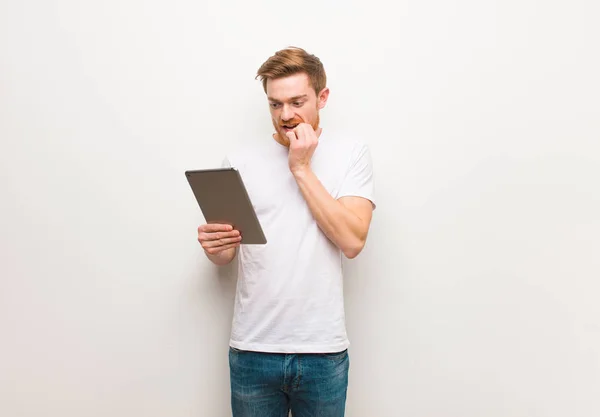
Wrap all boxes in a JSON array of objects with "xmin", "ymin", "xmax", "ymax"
[{"xmin": 317, "ymin": 87, "xmax": 330, "ymax": 110}]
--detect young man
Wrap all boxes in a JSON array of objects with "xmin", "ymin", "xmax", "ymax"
[{"xmin": 197, "ymin": 47, "xmax": 376, "ymax": 417}]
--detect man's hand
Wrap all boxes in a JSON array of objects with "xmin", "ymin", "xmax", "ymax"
[
  {"xmin": 197, "ymin": 223, "xmax": 241, "ymax": 265},
  {"xmin": 286, "ymin": 123, "xmax": 322, "ymax": 175}
]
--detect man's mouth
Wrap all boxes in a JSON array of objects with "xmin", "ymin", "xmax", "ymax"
[{"xmin": 281, "ymin": 123, "xmax": 299, "ymax": 132}]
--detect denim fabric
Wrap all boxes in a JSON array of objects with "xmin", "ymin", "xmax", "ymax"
[{"xmin": 229, "ymin": 347, "xmax": 349, "ymax": 417}]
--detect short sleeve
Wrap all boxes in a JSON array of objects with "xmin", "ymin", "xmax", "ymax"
[{"xmin": 336, "ymin": 142, "xmax": 376, "ymax": 210}]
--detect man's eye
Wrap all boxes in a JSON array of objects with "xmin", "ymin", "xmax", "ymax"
[
  {"xmin": 293, "ymin": 102, "xmax": 303, "ymax": 107},
  {"xmin": 270, "ymin": 103, "xmax": 281, "ymax": 109}
]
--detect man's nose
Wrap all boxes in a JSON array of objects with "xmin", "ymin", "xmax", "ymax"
[{"xmin": 281, "ymin": 105, "xmax": 294, "ymax": 121}]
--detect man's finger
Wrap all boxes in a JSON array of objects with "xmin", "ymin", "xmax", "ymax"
[
  {"xmin": 293, "ymin": 125, "xmax": 307, "ymax": 143},
  {"xmin": 199, "ymin": 230, "xmax": 240, "ymax": 241},
  {"xmin": 202, "ymin": 235, "xmax": 242, "ymax": 248},
  {"xmin": 306, "ymin": 124, "xmax": 317, "ymax": 143},
  {"xmin": 200, "ymin": 223, "xmax": 233, "ymax": 233},
  {"xmin": 286, "ymin": 130, "xmax": 296, "ymax": 143},
  {"xmin": 205, "ymin": 242, "xmax": 241, "ymax": 255},
  {"xmin": 298, "ymin": 123, "xmax": 317, "ymax": 142}
]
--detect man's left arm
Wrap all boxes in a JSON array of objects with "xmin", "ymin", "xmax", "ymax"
[
  {"xmin": 292, "ymin": 168, "xmax": 373, "ymax": 259},
  {"xmin": 287, "ymin": 123, "xmax": 374, "ymax": 259}
]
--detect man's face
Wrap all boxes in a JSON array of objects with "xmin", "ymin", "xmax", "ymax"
[{"xmin": 266, "ymin": 73, "xmax": 329, "ymax": 147}]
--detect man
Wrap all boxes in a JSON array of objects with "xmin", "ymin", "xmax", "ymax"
[{"xmin": 197, "ymin": 47, "xmax": 376, "ymax": 417}]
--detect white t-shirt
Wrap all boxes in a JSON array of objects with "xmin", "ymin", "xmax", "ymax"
[{"xmin": 222, "ymin": 131, "xmax": 375, "ymax": 353}]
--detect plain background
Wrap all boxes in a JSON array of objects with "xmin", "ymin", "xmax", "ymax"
[{"xmin": 1, "ymin": 1, "xmax": 599, "ymax": 416}]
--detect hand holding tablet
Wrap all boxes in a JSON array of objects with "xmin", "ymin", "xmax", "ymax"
[{"xmin": 197, "ymin": 223, "xmax": 242, "ymax": 254}]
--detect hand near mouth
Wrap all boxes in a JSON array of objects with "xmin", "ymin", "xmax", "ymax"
[{"xmin": 286, "ymin": 123, "xmax": 322, "ymax": 176}]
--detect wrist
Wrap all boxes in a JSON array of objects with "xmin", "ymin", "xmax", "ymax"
[{"xmin": 291, "ymin": 165, "xmax": 311, "ymax": 179}]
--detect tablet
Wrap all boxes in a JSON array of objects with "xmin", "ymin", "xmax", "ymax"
[{"xmin": 185, "ymin": 167, "xmax": 267, "ymax": 244}]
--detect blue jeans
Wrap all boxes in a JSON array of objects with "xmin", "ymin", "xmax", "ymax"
[{"xmin": 229, "ymin": 347, "xmax": 350, "ymax": 417}]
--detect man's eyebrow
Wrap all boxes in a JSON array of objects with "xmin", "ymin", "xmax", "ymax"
[{"xmin": 267, "ymin": 94, "xmax": 309, "ymax": 102}]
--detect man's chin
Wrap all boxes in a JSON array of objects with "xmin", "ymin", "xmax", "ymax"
[{"xmin": 274, "ymin": 131, "xmax": 291, "ymax": 147}]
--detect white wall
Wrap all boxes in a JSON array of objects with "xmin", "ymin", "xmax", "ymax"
[{"xmin": 1, "ymin": 1, "xmax": 599, "ymax": 416}]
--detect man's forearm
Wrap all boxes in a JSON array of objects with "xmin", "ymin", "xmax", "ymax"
[{"xmin": 292, "ymin": 168, "xmax": 367, "ymax": 258}]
